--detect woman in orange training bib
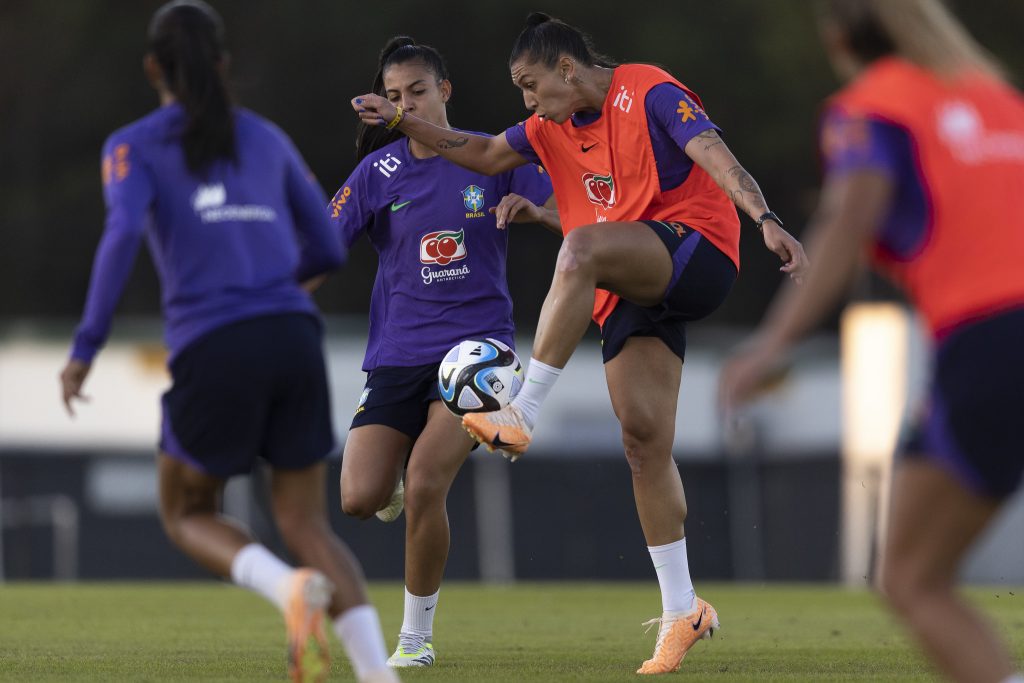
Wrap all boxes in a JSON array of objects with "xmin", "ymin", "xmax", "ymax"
[
  {"xmin": 721, "ymin": 2, "xmax": 1024, "ymax": 682},
  {"xmin": 352, "ymin": 12, "xmax": 807, "ymax": 675}
]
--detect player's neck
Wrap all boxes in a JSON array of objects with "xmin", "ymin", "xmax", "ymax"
[{"xmin": 573, "ymin": 65, "xmax": 615, "ymax": 115}]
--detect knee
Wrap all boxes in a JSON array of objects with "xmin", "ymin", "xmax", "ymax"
[
  {"xmin": 877, "ymin": 554, "xmax": 944, "ymax": 614},
  {"xmin": 339, "ymin": 489, "xmax": 380, "ymax": 520},
  {"xmin": 557, "ymin": 229, "xmax": 598, "ymax": 275},
  {"xmin": 619, "ymin": 413, "xmax": 667, "ymax": 474},
  {"xmin": 403, "ymin": 473, "xmax": 446, "ymax": 519}
]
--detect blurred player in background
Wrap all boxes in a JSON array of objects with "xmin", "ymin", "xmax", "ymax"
[
  {"xmin": 329, "ymin": 36, "xmax": 553, "ymax": 668},
  {"xmin": 58, "ymin": 2, "xmax": 398, "ymax": 681},
  {"xmin": 720, "ymin": 1, "xmax": 1024, "ymax": 682},
  {"xmin": 350, "ymin": 12, "xmax": 807, "ymax": 675}
]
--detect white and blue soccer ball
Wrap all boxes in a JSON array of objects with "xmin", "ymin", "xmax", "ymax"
[{"xmin": 438, "ymin": 338, "xmax": 524, "ymax": 416}]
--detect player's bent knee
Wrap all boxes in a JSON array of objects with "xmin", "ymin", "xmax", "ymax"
[
  {"xmin": 403, "ymin": 476, "xmax": 446, "ymax": 517},
  {"xmin": 557, "ymin": 229, "xmax": 596, "ymax": 274}
]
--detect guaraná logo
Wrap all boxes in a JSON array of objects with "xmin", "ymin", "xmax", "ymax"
[
  {"xmin": 582, "ymin": 172, "xmax": 616, "ymax": 209},
  {"xmin": 419, "ymin": 228, "xmax": 467, "ymax": 266}
]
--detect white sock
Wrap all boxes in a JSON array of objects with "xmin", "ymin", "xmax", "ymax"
[
  {"xmin": 229, "ymin": 543, "xmax": 292, "ymax": 612},
  {"xmin": 333, "ymin": 604, "xmax": 391, "ymax": 680},
  {"xmin": 1000, "ymin": 676, "xmax": 1024, "ymax": 683},
  {"xmin": 512, "ymin": 357, "xmax": 562, "ymax": 429},
  {"xmin": 648, "ymin": 538, "xmax": 696, "ymax": 616},
  {"xmin": 401, "ymin": 587, "xmax": 439, "ymax": 637}
]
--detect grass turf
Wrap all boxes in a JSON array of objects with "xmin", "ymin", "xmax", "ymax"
[{"xmin": 1, "ymin": 582, "xmax": 1022, "ymax": 681}]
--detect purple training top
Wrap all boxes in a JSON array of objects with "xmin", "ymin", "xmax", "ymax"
[
  {"xmin": 71, "ymin": 104, "xmax": 344, "ymax": 364},
  {"xmin": 505, "ymin": 82, "xmax": 720, "ymax": 192},
  {"xmin": 329, "ymin": 133, "xmax": 552, "ymax": 371},
  {"xmin": 819, "ymin": 108, "xmax": 930, "ymax": 260}
]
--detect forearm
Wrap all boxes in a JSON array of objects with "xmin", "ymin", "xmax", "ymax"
[
  {"xmin": 687, "ymin": 131, "xmax": 771, "ymax": 224},
  {"xmin": 534, "ymin": 206, "xmax": 562, "ymax": 235},
  {"xmin": 397, "ymin": 115, "xmax": 503, "ymax": 174}
]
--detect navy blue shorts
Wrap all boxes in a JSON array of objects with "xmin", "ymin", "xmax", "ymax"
[
  {"xmin": 160, "ymin": 313, "xmax": 334, "ymax": 478},
  {"xmin": 600, "ymin": 221, "xmax": 737, "ymax": 363},
  {"xmin": 350, "ymin": 363, "xmax": 443, "ymax": 439},
  {"xmin": 902, "ymin": 307, "xmax": 1024, "ymax": 499}
]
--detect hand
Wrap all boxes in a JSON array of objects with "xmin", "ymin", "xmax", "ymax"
[
  {"xmin": 59, "ymin": 358, "xmax": 92, "ymax": 417},
  {"xmin": 717, "ymin": 338, "xmax": 786, "ymax": 415},
  {"xmin": 351, "ymin": 94, "xmax": 399, "ymax": 127},
  {"xmin": 761, "ymin": 221, "xmax": 808, "ymax": 284},
  {"xmin": 489, "ymin": 193, "xmax": 543, "ymax": 229}
]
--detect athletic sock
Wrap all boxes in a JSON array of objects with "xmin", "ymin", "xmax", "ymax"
[
  {"xmin": 333, "ymin": 604, "xmax": 391, "ymax": 679},
  {"xmin": 648, "ymin": 538, "xmax": 697, "ymax": 616},
  {"xmin": 512, "ymin": 357, "xmax": 562, "ymax": 429},
  {"xmin": 401, "ymin": 587, "xmax": 439, "ymax": 638},
  {"xmin": 229, "ymin": 543, "xmax": 292, "ymax": 612}
]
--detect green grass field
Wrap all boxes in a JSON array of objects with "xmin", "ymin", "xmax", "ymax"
[{"xmin": 1, "ymin": 582, "xmax": 1022, "ymax": 681}]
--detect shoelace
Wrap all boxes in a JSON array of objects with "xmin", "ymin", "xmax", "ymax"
[
  {"xmin": 484, "ymin": 404, "xmax": 527, "ymax": 428},
  {"xmin": 641, "ymin": 616, "xmax": 679, "ymax": 656},
  {"xmin": 397, "ymin": 632, "xmax": 427, "ymax": 654}
]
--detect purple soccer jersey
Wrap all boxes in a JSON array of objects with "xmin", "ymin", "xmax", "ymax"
[
  {"xmin": 71, "ymin": 104, "xmax": 344, "ymax": 364},
  {"xmin": 329, "ymin": 134, "xmax": 552, "ymax": 370},
  {"xmin": 505, "ymin": 82, "xmax": 720, "ymax": 192}
]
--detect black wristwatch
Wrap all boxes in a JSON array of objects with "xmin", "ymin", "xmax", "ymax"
[{"xmin": 755, "ymin": 211, "xmax": 783, "ymax": 232}]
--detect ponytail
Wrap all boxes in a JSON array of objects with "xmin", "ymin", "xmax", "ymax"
[
  {"xmin": 356, "ymin": 36, "xmax": 450, "ymax": 161},
  {"xmin": 149, "ymin": 0, "xmax": 235, "ymax": 173},
  {"xmin": 509, "ymin": 13, "xmax": 618, "ymax": 70}
]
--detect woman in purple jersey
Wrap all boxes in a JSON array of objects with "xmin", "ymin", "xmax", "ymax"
[
  {"xmin": 327, "ymin": 37, "xmax": 554, "ymax": 668},
  {"xmin": 58, "ymin": 3, "xmax": 397, "ymax": 682}
]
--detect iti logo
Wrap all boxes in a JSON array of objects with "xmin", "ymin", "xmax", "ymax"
[
  {"xmin": 462, "ymin": 185, "xmax": 484, "ymax": 212},
  {"xmin": 419, "ymin": 228, "xmax": 467, "ymax": 265},
  {"xmin": 582, "ymin": 172, "xmax": 616, "ymax": 209},
  {"xmin": 612, "ymin": 86, "xmax": 634, "ymax": 113},
  {"xmin": 192, "ymin": 183, "xmax": 226, "ymax": 212},
  {"xmin": 373, "ymin": 152, "xmax": 402, "ymax": 178}
]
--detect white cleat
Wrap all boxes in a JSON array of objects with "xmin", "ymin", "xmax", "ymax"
[
  {"xmin": 387, "ymin": 632, "xmax": 435, "ymax": 667},
  {"xmin": 376, "ymin": 477, "xmax": 404, "ymax": 522}
]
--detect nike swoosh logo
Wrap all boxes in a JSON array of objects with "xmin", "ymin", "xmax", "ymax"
[
  {"xmin": 390, "ymin": 200, "xmax": 412, "ymax": 212},
  {"xmin": 692, "ymin": 605, "xmax": 705, "ymax": 632},
  {"xmin": 491, "ymin": 434, "xmax": 521, "ymax": 449},
  {"xmin": 581, "ymin": 143, "xmax": 598, "ymax": 153},
  {"xmin": 425, "ymin": 604, "xmax": 435, "ymax": 612}
]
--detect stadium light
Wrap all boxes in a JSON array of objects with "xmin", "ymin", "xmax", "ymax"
[{"xmin": 839, "ymin": 302, "xmax": 909, "ymax": 587}]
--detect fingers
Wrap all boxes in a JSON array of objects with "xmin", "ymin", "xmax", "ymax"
[
  {"xmin": 351, "ymin": 95, "xmax": 390, "ymax": 126},
  {"xmin": 491, "ymin": 194, "xmax": 527, "ymax": 229}
]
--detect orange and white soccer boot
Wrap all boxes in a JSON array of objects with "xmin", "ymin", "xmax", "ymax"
[
  {"xmin": 462, "ymin": 403, "xmax": 531, "ymax": 459},
  {"xmin": 637, "ymin": 597, "xmax": 719, "ymax": 675},
  {"xmin": 284, "ymin": 569, "xmax": 333, "ymax": 683}
]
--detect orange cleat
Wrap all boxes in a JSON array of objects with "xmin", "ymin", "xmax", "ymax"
[
  {"xmin": 284, "ymin": 569, "xmax": 333, "ymax": 683},
  {"xmin": 636, "ymin": 597, "xmax": 719, "ymax": 675},
  {"xmin": 462, "ymin": 404, "xmax": 532, "ymax": 459}
]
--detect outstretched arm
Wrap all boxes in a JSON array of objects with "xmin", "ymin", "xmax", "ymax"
[
  {"xmin": 352, "ymin": 94, "xmax": 527, "ymax": 175},
  {"xmin": 718, "ymin": 168, "xmax": 895, "ymax": 410},
  {"xmin": 685, "ymin": 129, "xmax": 808, "ymax": 281}
]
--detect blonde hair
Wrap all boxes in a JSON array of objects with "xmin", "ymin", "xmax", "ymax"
[{"xmin": 824, "ymin": 0, "xmax": 1006, "ymax": 80}]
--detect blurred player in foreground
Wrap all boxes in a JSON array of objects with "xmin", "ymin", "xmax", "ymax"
[
  {"xmin": 59, "ymin": 2, "xmax": 398, "ymax": 681},
  {"xmin": 329, "ymin": 36, "xmax": 553, "ymax": 668},
  {"xmin": 720, "ymin": 1, "xmax": 1024, "ymax": 682},
  {"xmin": 351, "ymin": 12, "xmax": 807, "ymax": 675}
]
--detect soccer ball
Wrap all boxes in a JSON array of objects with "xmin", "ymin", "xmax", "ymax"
[{"xmin": 438, "ymin": 338, "xmax": 524, "ymax": 416}]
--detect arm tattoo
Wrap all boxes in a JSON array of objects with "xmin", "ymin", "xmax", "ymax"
[
  {"xmin": 726, "ymin": 165, "xmax": 768, "ymax": 214},
  {"xmin": 437, "ymin": 136, "xmax": 468, "ymax": 150},
  {"xmin": 696, "ymin": 129, "xmax": 724, "ymax": 153}
]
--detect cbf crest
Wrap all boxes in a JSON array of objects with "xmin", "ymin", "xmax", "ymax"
[{"xmin": 462, "ymin": 185, "xmax": 485, "ymax": 218}]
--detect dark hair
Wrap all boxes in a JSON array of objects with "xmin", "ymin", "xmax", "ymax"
[
  {"xmin": 148, "ymin": 0, "xmax": 235, "ymax": 173},
  {"xmin": 820, "ymin": 0, "xmax": 896, "ymax": 64},
  {"xmin": 509, "ymin": 12, "xmax": 618, "ymax": 71},
  {"xmin": 355, "ymin": 36, "xmax": 450, "ymax": 161}
]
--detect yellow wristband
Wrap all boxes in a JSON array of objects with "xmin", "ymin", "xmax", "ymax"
[{"xmin": 385, "ymin": 106, "xmax": 405, "ymax": 130}]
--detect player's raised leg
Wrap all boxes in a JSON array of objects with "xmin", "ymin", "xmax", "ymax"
[
  {"xmin": 463, "ymin": 222, "xmax": 672, "ymax": 453},
  {"xmin": 340, "ymin": 425, "xmax": 410, "ymax": 521},
  {"xmin": 605, "ymin": 337, "xmax": 718, "ymax": 674}
]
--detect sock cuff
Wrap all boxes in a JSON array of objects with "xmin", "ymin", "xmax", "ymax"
[
  {"xmin": 528, "ymin": 357, "xmax": 563, "ymax": 375},
  {"xmin": 647, "ymin": 538, "xmax": 686, "ymax": 555}
]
